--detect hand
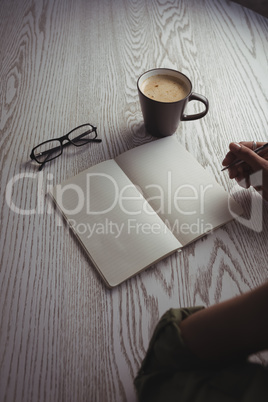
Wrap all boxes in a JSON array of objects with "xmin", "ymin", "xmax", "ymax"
[{"xmin": 222, "ymin": 141, "xmax": 268, "ymax": 201}]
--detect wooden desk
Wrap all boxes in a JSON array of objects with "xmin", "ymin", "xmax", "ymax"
[{"xmin": 1, "ymin": 0, "xmax": 267, "ymax": 401}]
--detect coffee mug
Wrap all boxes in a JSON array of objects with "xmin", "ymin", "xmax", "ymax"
[{"xmin": 137, "ymin": 68, "xmax": 209, "ymax": 137}]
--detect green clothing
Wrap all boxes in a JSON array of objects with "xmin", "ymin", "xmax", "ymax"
[{"xmin": 134, "ymin": 307, "xmax": 268, "ymax": 401}]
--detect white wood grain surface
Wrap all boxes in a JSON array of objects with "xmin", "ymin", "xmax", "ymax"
[{"xmin": 0, "ymin": 0, "xmax": 268, "ymax": 401}]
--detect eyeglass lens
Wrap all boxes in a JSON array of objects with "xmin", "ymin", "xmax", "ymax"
[
  {"xmin": 34, "ymin": 140, "xmax": 62, "ymax": 163},
  {"xmin": 68, "ymin": 125, "xmax": 96, "ymax": 146}
]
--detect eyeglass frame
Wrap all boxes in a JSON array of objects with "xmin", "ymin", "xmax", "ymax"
[{"xmin": 30, "ymin": 123, "xmax": 101, "ymax": 170}]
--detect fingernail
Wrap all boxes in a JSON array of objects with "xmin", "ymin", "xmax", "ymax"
[
  {"xmin": 232, "ymin": 142, "xmax": 241, "ymax": 150},
  {"xmin": 230, "ymin": 142, "xmax": 242, "ymax": 152}
]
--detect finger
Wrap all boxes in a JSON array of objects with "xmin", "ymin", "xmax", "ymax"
[
  {"xmin": 228, "ymin": 142, "xmax": 267, "ymax": 172},
  {"xmin": 235, "ymin": 176, "xmax": 250, "ymax": 189},
  {"xmin": 239, "ymin": 141, "xmax": 268, "ymax": 160},
  {"xmin": 229, "ymin": 164, "xmax": 253, "ymax": 185},
  {"xmin": 229, "ymin": 163, "xmax": 247, "ymax": 180},
  {"xmin": 222, "ymin": 150, "xmax": 236, "ymax": 166},
  {"xmin": 239, "ymin": 141, "xmax": 266, "ymax": 149},
  {"xmin": 222, "ymin": 141, "xmax": 267, "ymax": 167}
]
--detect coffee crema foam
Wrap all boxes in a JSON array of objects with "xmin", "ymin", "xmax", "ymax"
[{"xmin": 141, "ymin": 74, "xmax": 189, "ymax": 102}]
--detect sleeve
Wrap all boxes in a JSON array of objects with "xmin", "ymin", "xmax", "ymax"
[
  {"xmin": 134, "ymin": 307, "xmax": 268, "ymax": 402},
  {"xmin": 231, "ymin": 1, "xmax": 268, "ymax": 18}
]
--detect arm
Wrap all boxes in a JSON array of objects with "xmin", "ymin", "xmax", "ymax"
[
  {"xmin": 180, "ymin": 282, "xmax": 268, "ymax": 362},
  {"xmin": 180, "ymin": 142, "xmax": 268, "ymax": 362}
]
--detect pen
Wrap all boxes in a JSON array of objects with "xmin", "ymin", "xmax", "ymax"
[{"xmin": 221, "ymin": 142, "xmax": 268, "ymax": 172}]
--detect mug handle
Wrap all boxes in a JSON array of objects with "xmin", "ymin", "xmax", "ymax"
[{"xmin": 181, "ymin": 92, "xmax": 209, "ymax": 121}]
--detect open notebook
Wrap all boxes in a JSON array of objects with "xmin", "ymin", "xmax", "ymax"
[{"xmin": 50, "ymin": 137, "xmax": 243, "ymax": 287}]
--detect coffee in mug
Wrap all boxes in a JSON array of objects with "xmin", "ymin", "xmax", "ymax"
[
  {"xmin": 140, "ymin": 74, "xmax": 189, "ymax": 103},
  {"xmin": 137, "ymin": 68, "xmax": 209, "ymax": 137}
]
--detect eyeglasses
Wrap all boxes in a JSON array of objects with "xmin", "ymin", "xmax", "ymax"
[{"xmin": 30, "ymin": 123, "xmax": 101, "ymax": 170}]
